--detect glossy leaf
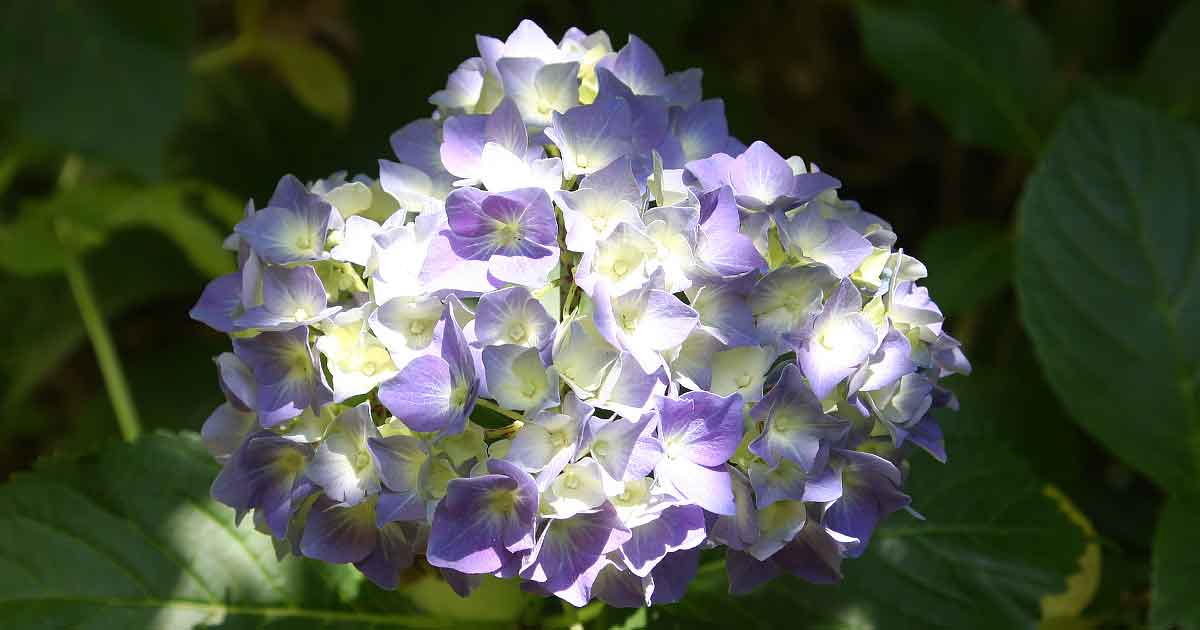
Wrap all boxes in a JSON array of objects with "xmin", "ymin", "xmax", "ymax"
[{"xmin": 1015, "ymin": 96, "xmax": 1200, "ymax": 490}]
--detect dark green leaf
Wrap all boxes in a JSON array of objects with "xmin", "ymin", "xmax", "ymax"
[
  {"xmin": 0, "ymin": 230, "xmax": 204, "ymax": 409},
  {"xmin": 918, "ymin": 222, "xmax": 1012, "ymax": 316},
  {"xmin": 654, "ymin": 376, "xmax": 1086, "ymax": 629},
  {"xmin": 0, "ymin": 431, "xmax": 509, "ymax": 629},
  {"xmin": 1138, "ymin": 0, "xmax": 1200, "ymax": 124},
  {"xmin": 1015, "ymin": 96, "xmax": 1200, "ymax": 489},
  {"xmin": 1151, "ymin": 491, "xmax": 1200, "ymax": 630},
  {"xmin": 854, "ymin": 0, "xmax": 1064, "ymax": 156},
  {"xmin": 0, "ymin": 1, "xmax": 194, "ymax": 178}
]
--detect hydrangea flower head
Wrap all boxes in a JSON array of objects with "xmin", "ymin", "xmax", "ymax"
[{"xmin": 194, "ymin": 19, "xmax": 970, "ymax": 607}]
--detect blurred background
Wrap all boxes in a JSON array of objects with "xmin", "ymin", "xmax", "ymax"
[{"xmin": 1, "ymin": 1, "xmax": 1197, "ymax": 628}]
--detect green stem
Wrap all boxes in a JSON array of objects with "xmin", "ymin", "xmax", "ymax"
[
  {"xmin": 192, "ymin": 36, "xmax": 254, "ymax": 73},
  {"xmin": 59, "ymin": 237, "xmax": 142, "ymax": 442},
  {"xmin": 55, "ymin": 156, "xmax": 141, "ymax": 442},
  {"xmin": 474, "ymin": 398, "xmax": 523, "ymax": 424}
]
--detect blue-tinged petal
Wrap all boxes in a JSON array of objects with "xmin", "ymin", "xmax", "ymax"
[
  {"xmin": 747, "ymin": 500, "xmax": 807, "ymax": 560},
  {"xmin": 729, "ymin": 141, "xmax": 794, "ymax": 211},
  {"xmin": 211, "ymin": 431, "xmax": 313, "ymax": 538},
  {"xmin": 190, "ymin": 272, "xmax": 244, "ymax": 332},
  {"xmin": 670, "ymin": 99, "xmax": 730, "ymax": 163},
  {"xmin": 354, "ymin": 522, "xmax": 417, "ymax": 589},
  {"xmin": 520, "ymin": 501, "xmax": 631, "ymax": 599},
  {"xmin": 545, "ymin": 96, "xmax": 634, "ymax": 178},
  {"xmin": 305, "ymin": 403, "xmax": 381, "ymax": 506},
  {"xmin": 725, "ymin": 548, "xmax": 782, "ymax": 595},
  {"xmin": 235, "ymin": 184, "xmax": 332, "ymax": 265},
  {"xmin": 378, "ymin": 355, "xmax": 455, "ymax": 432},
  {"xmin": 906, "ymin": 414, "xmax": 947, "ymax": 463},
  {"xmin": 619, "ymin": 504, "xmax": 706, "ymax": 577},
  {"xmin": 655, "ymin": 457, "xmax": 735, "ymax": 515},
  {"xmin": 646, "ymin": 546, "xmax": 700, "ymax": 605},
  {"xmin": 300, "ymin": 497, "xmax": 378, "ymax": 564},
  {"xmin": 390, "ymin": 118, "xmax": 450, "ymax": 185},
  {"xmin": 655, "ymin": 390, "xmax": 744, "ymax": 467},
  {"xmin": 201, "ymin": 403, "xmax": 256, "ymax": 463},
  {"xmin": 483, "ymin": 344, "xmax": 558, "ymax": 413},
  {"xmin": 824, "ymin": 449, "xmax": 910, "ymax": 558},
  {"xmin": 585, "ymin": 413, "xmax": 661, "ymax": 482},
  {"xmin": 475, "ymin": 286, "xmax": 557, "ymax": 349},
  {"xmin": 777, "ymin": 209, "xmax": 872, "ymax": 279},
  {"xmin": 233, "ymin": 328, "xmax": 331, "ymax": 426},
  {"xmin": 426, "ymin": 459, "xmax": 538, "ymax": 574},
  {"xmin": 748, "ymin": 364, "xmax": 848, "ymax": 471},
  {"xmin": 215, "ymin": 352, "xmax": 256, "ymax": 411}
]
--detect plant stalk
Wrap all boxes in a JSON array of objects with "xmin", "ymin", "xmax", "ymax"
[{"xmin": 56, "ymin": 156, "xmax": 142, "ymax": 442}]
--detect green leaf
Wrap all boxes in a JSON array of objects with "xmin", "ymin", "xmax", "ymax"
[
  {"xmin": 0, "ymin": 230, "xmax": 204, "ymax": 409},
  {"xmin": 1014, "ymin": 96, "xmax": 1200, "ymax": 489},
  {"xmin": 654, "ymin": 376, "xmax": 1086, "ymax": 630},
  {"xmin": 0, "ymin": 431, "xmax": 507, "ymax": 629},
  {"xmin": 1151, "ymin": 491, "xmax": 1200, "ymax": 630},
  {"xmin": 0, "ymin": 1, "xmax": 193, "ymax": 178},
  {"xmin": 253, "ymin": 35, "xmax": 353, "ymax": 126},
  {"xmin": 853, "ymin": 0, "xmax": 1064, "ymax": 157},
  {"xmin": 1138, "ymin": 0, "xmax": 1200, "ymax": 124},
  {"xmin": 918, "ymin": 222, "xmax": 1012, "ymax": 316},
  {"xmin": 0, "ymin": 182, "xmax": 235, "ymax": 278}
]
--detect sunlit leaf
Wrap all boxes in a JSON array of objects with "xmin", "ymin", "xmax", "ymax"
[
  {"xmin": 0, "ymin": 431, "xmax": 512, "ymax": 629},
  {"xmin": 254, "ymin": 35, "xmax": 353, "ymax": 126}
]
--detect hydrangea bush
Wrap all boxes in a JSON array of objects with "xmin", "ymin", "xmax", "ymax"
[{"xmin": 191, "ymin": 19, "xmax": 970, "ymax": 608}]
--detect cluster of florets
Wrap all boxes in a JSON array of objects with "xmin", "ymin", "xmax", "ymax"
[{"xmin": 191, "ymin": 20, "xmax": 970, "ymax": 607}]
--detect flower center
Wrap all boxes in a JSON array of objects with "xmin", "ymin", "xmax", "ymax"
[
  {"xmin": 619, "ymin": 312, "xmax": 639, "ymax": 332},
  {"xmin": 612, "ymin": 260, "xmax": 630, "ymax": 277},
  {"xmin": 508, "ymin": 323, "xmax": 528, "ymax": 343},
  {"xmin": 563, "ymin": 472, "xmax": 580, "ymax": 490},
  {"xmin": 295, "ymin": 233, "xmax": 315, "ymax": 253},
  {"xmin": 591, "ymin": 440, "xmax": 608, "ymax": 458},
  {"xmin": 292, "ymin": 307, "xmax": 310, "ymax": 321},
  {"xmin": 575, "ymin": 154, "xmax": 590, "ymax": 169},
  {"xmin": 735, "ymin": 374, "xmax": 752, "ymax": 388},
  {"xmin": 361, "ymin": 362, "xmax": 377, "ymax": 376},
  {"xmin": 521, "ymin": 382, "xmax": 537, "ymax": 397},
  {"xmin": 353, "ymin": 450, "xmax": 371, "ymax": 471},
  {"xmin": 591, "ymin": 216, "xmax": 607, "ymax": 232},
  {"xmin": 409, "ymin": 321, "xmax": 427, "ymax": 335}
]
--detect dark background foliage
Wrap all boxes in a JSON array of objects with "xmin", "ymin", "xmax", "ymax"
[{"xmin": 0, "ymin": 1, "xmax": 1197, "ymax": 628}]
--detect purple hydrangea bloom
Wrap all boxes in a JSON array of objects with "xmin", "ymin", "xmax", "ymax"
[{"xmin": 194, "ymin": 19, "xmax": 968, "ymax": 606}]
